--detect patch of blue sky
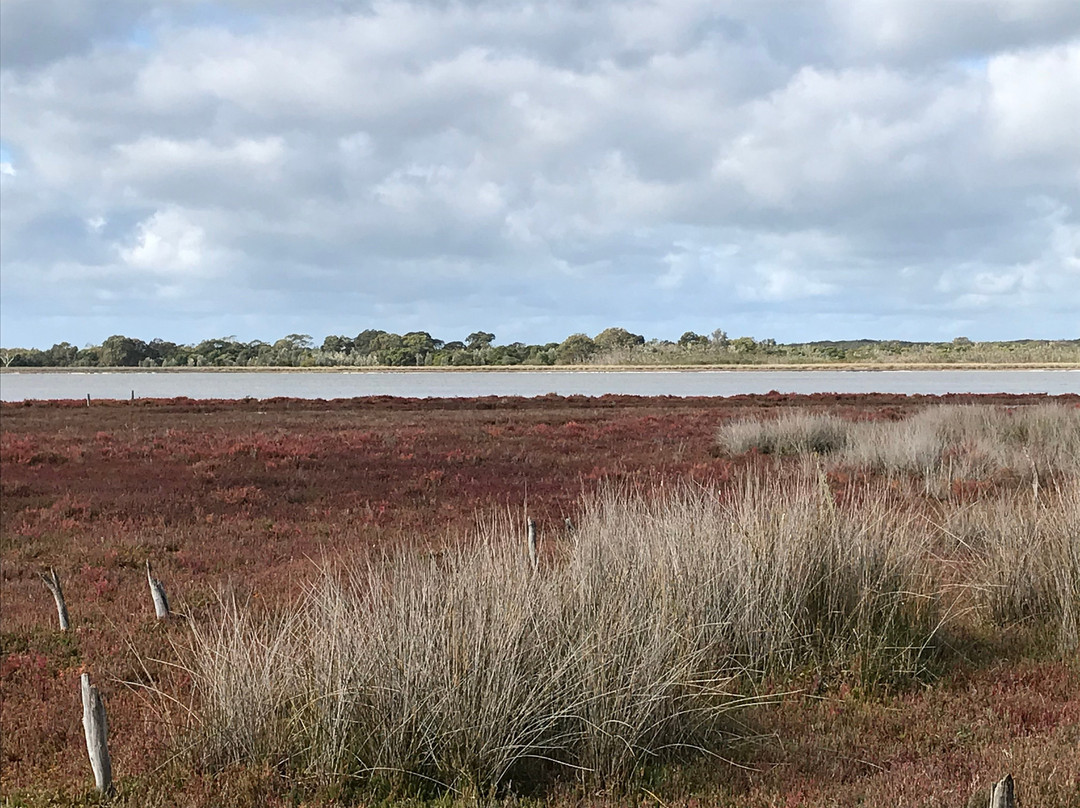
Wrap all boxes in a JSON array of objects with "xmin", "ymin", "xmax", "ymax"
[
  {"xmin": 954, "ymin": 54, "xmax": 990, "ymax": 76},
  {"xmin": 166, "ymin": 2, "xmax": 263, "ymax": 35},
  {"xmin": 0, "ymin": 141, "xmax": 16, "ymax": 168},
  {"xmin": 126, "ymin": 2, "xmax": 263, "ymax": 50},
  {"xmin": 125, "ymin": 25, "xmax": 157, "ymax": 49}
]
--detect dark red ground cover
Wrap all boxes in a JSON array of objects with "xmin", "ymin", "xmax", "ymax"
[{"xmin": 2, "ymin": 393, "xmax": 1078, "ymax": 804}]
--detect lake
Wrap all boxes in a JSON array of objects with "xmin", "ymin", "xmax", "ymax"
[{"xmin": 1, "ymin": 369, "xmax": 1078, "ymax": 402}]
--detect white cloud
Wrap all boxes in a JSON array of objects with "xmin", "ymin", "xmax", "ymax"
[
  {"xmin": 987, "ymin": 43, "xmax": 1080, "ymax": 162},
  {"xmin": 740, "ymin": 266, "xmax": 836, "ymax": 302},
  {"xmin": 117, "ymin": 207, "xmax": 210, "ymax": 274},
  {"xmin": 1, "ymin": 1, "xmax": 1079, "ymax": 346}
]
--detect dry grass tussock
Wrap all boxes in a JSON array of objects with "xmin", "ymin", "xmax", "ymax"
[
  {"xmin": 943, "ymin": 480, "xmax": 1080, "ymax": 652},
  {"xmin": 717, "ymin": 402, "xmax": 1080, "ymax": 480},
  {"xmin": 717, "ymin": 405, "xmax": 1080, "ymax": 653},
  {"xmin": 182, "ymin": 470, "xmax": 943, "ymax": 797}
]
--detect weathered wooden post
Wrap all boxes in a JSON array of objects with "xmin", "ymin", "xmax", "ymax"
[
  {"xmin": 40, "ymin": 567, "xmax": 70, "ymax": 631},
  {"xmin": 81, "ymin": 673, "xmax": 113, "ymax": 794},
  {"xmin": 527, "ymin": 518, "xmax": 538, "ymax": 572},
  {"xmin": 146, "ymin": 560, "xmax": 170, "ymax": 619},
  {"xmin": 86, "ymin": 393, "xmax": 91, "ymax": 407},
  {"xmin": 564, "ymin": 516, "xmax": 575, "ymax": 535},
  {"xmin": 988, "ymin": 774, "xmax": 1015, "ymax": 808}
]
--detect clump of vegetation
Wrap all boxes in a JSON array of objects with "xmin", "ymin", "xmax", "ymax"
[
  {"xmin": 718, "ymin": 403, "xmax": 1080, "ymax": 480},
  {"xmin": 944, "ymin": 482, "xmax": 1080, "ymax": 653},
  {"xmin": 184, "ymin": 471, "xmax": 942, "ymax": 797},
  {"xmin": 718, "ymin": 404, "xmax": 1080, "ymax": 652},
  {"xmin": 716, "ymin": 411, "xmax": 851, "ymax": 456}
]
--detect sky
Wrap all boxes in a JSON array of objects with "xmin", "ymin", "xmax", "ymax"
[{"xmin": 1, "ymin": 0, "xmax": 1078, "ymax": 349}]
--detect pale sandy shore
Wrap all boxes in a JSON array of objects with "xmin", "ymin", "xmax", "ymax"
[{"xmin": 3, "ymin": 362, "xmax": 1080, "ymax": 374}]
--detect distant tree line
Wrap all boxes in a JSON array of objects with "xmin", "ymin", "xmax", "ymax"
[{"xmin": 1, "ymin": 330, "xmax": 1077, "ymax": 368}]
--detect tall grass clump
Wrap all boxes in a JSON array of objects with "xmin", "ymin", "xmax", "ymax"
[
  {"xmin": 189, "ymin": 539, "xmax": 575, "ymax": 794},
  {"xmin": 573, "ymin": 473, "xmax": 941, "ymax": 687},
  {"xmin": 717, "ymin": 412, "xmax": 851, "ymax": 456},
  {"xmin": 181, "ymin": 470, "xmax": 944, "ymax": 798},
  {"xmin": 843, "ymin": 404, "xmax": 1080, "ymax": 480},
  {"xmin": 944, "ymin": 481, "xmax": 1080, "ymax": 652},
  {"xmin": 186, "ymin": 595, "xmax": 304, "ymax": 769},
  {"xmin": 718, "ymin": 404, "xmax": 1080, "ymax": 482}
]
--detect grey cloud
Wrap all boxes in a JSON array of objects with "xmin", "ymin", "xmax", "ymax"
[{"xmin": 0, "ymin": 0, "xmax": 148, "ymax": 69}]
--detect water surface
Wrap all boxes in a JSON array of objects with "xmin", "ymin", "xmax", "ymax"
[{"xmin": 2, "ymin": 369, "xmax": 1077, "ymax": 401}]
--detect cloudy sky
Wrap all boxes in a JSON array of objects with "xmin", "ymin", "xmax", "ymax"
[{"xmin": 2, "ymin": 0, "xmax": 1078, "ymax": 348}]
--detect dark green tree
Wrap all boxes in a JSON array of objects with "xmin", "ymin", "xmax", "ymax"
[
  {"xmin": 354, "ymin": 330, "xmax": 388, "ymax": 356},
  {"xmin": 147, "ymin": 338, "xmax": 185, "ymax": 366},
  {"xmin": 678, "ymin": 331, "xmax": 709, "ymax": 348},
  {"xmin": 594, "ymin": 327, "xmax": 645, "ymax": 351},
  {"xmin": 322, "ymin": 335, "xmax": 354, "ymax": 353},
  {"xmin": 556, "ymin": 333, "xmax": 597, "ymax": 364},
  {"xmin": 44, "ymin": 342, "xmax": 79, "ymax": 366},
  {"xmin": 466, "ymin": 331, "xmax": 495, "ymax": 350},
  {"xmin": 99, "ymin": 335, "xmax": 150, "ymax": 366}
]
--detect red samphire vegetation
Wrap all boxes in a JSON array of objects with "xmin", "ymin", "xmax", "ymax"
[{"xmin": 2, "ymin": 393, "xmax": 1078, "ymax": 807}]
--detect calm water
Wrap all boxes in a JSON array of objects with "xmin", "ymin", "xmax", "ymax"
[{"xmin": 1, "ymin": 369, "xmax": 1077, "ymax": 401}]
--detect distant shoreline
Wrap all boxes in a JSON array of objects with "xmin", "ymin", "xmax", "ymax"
[{"xmin": 4, "ymin": 362, "xmax": 1080, "ymax": 374}]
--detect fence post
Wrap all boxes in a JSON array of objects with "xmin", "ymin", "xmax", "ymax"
[
  {"xmin": 527, "ymin": 518, "xmax": 538, "ymax": 572},
  {"xmin": 40, "ymin": 568, "xmax": 70, "ymax": 631},
  {"xmin": 988, "ymin": 775, "xmax": 1015, "ymax": 808},
  {"xmin": 81, "ymin": 673, "xmax": 113, "ymax": 794},
  {"xmin": 146, "ymin": 560, "xmax": 170, "ymax": 619}
]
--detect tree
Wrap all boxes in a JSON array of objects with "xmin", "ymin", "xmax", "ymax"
[
  {"xmin": 556, "ymin": 333, "xmax": 597, "ymax": 364},
  {"xmin": 99, "ymin": 335, "xmax": 150, "ymax": 367},
  {"xmin": 271, "ymin": 334, "xmax": 313, "ymax": 366},
  {"xmin": 731, "ymin": 336, "xmax": 758, "ymax": 354},
  {"xmin": 370, "ymin": 332, "xmax": 403, "ymax": 352},
  {"xmin": 279, "ymin": 334, "xmax": 313, "ymax": 350},
  {"xmin": 403, "ymin": 331, "xmax": 441, "ymax": 365},
  {"xmin": 368, "ymin": 332, "xmax": 407, "ymax": 365},
  {"xmin": 322, "ymin": 335, "xmax": 353, "ymax": 353},
  {"xmin": 710, "ymin": 329, "xmax": 729, "ymax": 348},
  {"xmin": 147, "ymin": 338, "xmax": 185, "ymax": 366},
  {"xmin": 594, "ymin": 327, "xmax": 645, "ymax": 351},
  {"xmin": 44, "ymin": 342, "xmax": 79, "ymax": 366},
  {"xmin": 403, "ymin": 331, "xmax": 438, "ymax": 352},
  {"xmin": 354, "ymin": 330, "xmax": 388, "ymax": 356},
  {"xmin": 4, "ymin": 348, "xmax": 44, "ymax": 367},
  {"xmin": 75, "ymin": 346, "xmax": 101, "ymax": 367},
  {"xmin": 466, "ymin": 331, "xmax": 495, "ymax": 351},
  {"xmin": 678, "ymin": 331, "xmax": 709, "ymax": 349}
]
